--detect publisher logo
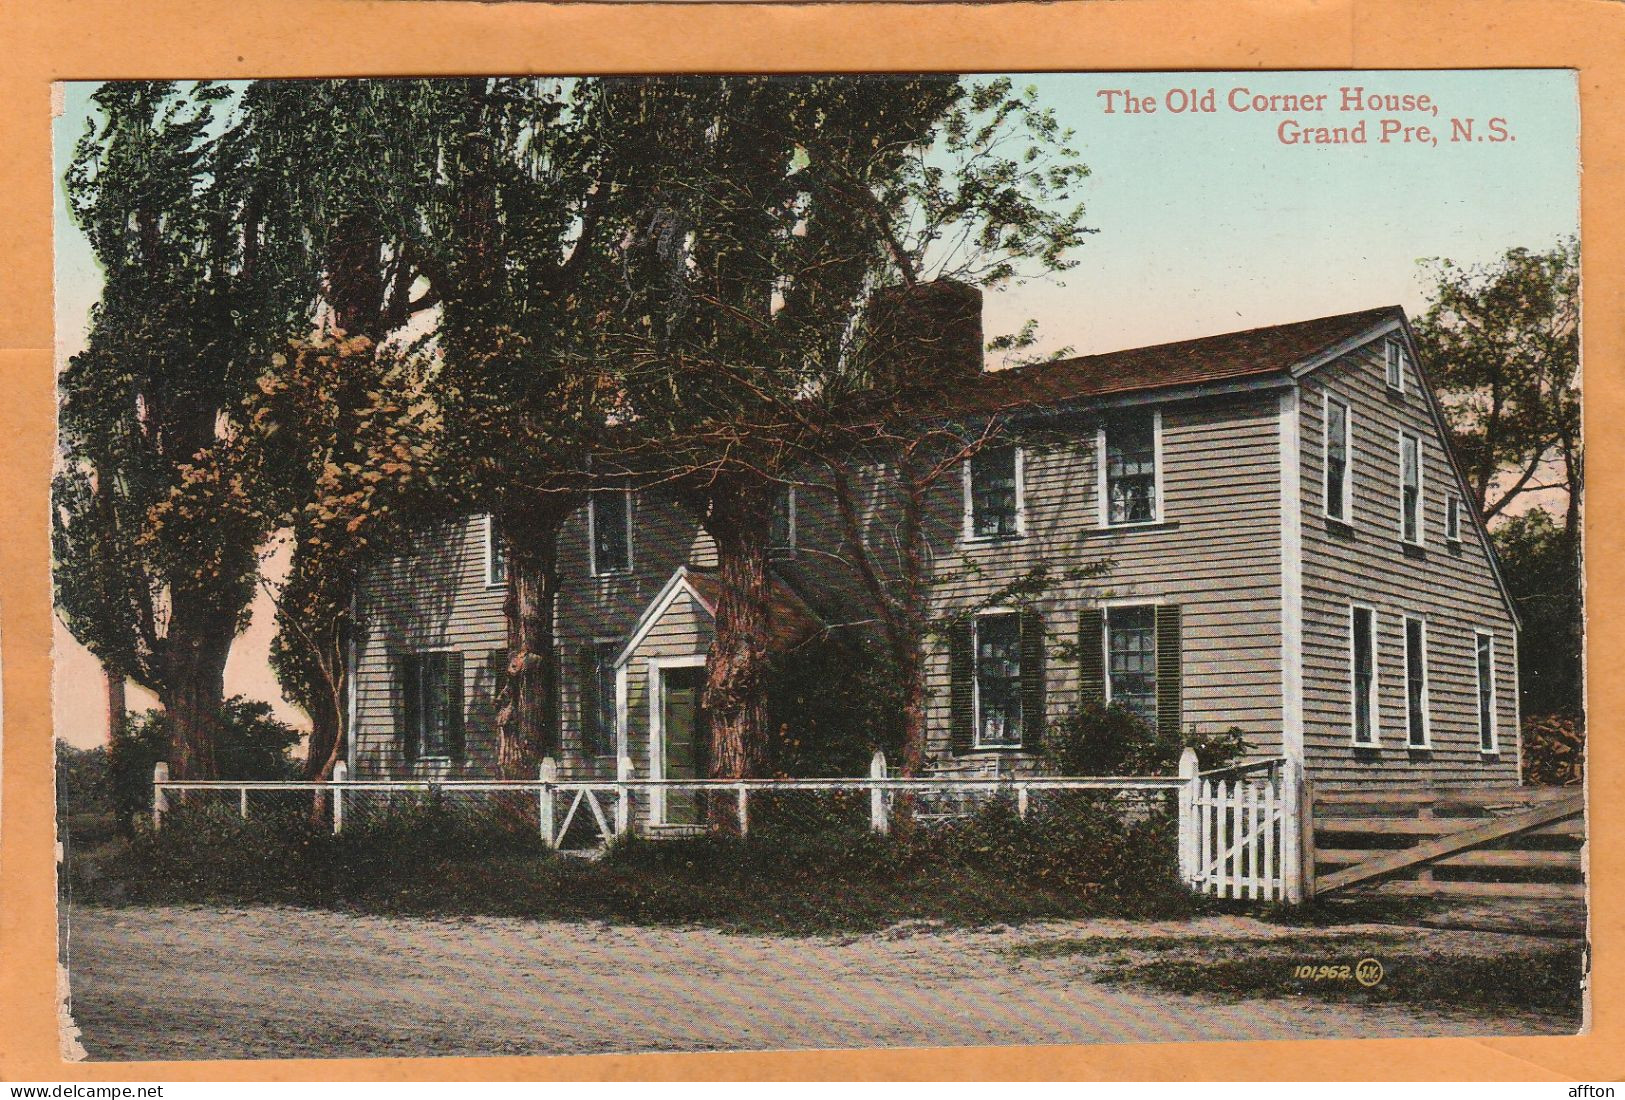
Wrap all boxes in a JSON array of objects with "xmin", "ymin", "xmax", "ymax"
[{"xmin": 1355, "ymin": 957, "xmax": 1385, "ymax": 987}]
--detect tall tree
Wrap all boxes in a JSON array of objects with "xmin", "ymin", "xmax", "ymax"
[
  {"xmin": 55, "ymin": 82, "xmax": 308, "ymax": 778},
  {"xmin": 1414, "ymin": 238, "xmax": 1580, "ymax": 533}
]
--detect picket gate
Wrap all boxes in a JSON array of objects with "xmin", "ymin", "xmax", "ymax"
[{"xmin": 1176, "ymin": 752, "xmax": 1308, "ymax": 904}]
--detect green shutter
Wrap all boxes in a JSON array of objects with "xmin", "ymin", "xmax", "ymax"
[
  {"xmin": 1019, "ymin": 609, "xmax": 1046, "ymax": 750},
  {"xmin": 446, "ymin": 652, "xmax": 466, "ymax": 762},
  {"xmin": 949, "ymin": 619, "xmax": 975, "ymax": 755},
  {"xmin": 396, "ymin": 653, "xmax": 419, "ymax": 765},
  {"xmin": 1079, "ymin": 609, "xmax": 1105, "ymax": 704},
  {"xmin": 1155, "ymin": 605, "xmax": 1182, "ymax": 740}
]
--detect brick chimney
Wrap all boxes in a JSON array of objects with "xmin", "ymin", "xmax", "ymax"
[{"xmin": 863, "ymin": 278, "xmax": 984, "ymax": 396}]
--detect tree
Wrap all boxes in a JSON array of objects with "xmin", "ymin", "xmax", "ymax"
[
  {"xmin": 1414, "ymin": 239, "xmax": 1580, "ymax": 533},
  {"xmin": 1492, "ymin": 508, "xmax": 1582, "ymax": 719},
  {"xmin": 55, "ymin": 82, "xmax": 309, "ymax": 778}
]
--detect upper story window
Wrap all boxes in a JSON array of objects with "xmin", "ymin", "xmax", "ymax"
[
  {"xmin": 589, "ymin": 488, "xmax": 633, "ymax": 575},
  {"xmin": 484, "ymin": 515, "xmax": 506, "ymax": 588},
  {"xmin": 1446, "ymin": 494, "xmax": 1462, "ymax": 543},
  {"xmin": 1100, "ymin": 408, "xmax": 1161, "ymax": 526},
  {"xmin": 1399, "ymin": 431, "xmax": 1423, "ymax": 545},
  {"xmin": 770, "ymin": 485, "xmax": 797, "ymax": 552},
  {"xmin": 1324, "ymin": 395, "xmax": 1352, "ymax": 523},
  {"xmin": 974, "ymin": 612, "xmax": 1024, "ymax": 748},
  {"xmin": 1385, "ymin": 337, "xmax": 1407, "ymax": 392},
  {"xmin": 965, "ymin": 444, "xmax": 1022, "ymax": 540},
  {"xmin": 1106, "ymin": 604, "xmax": 1158, "ymax": 724}
]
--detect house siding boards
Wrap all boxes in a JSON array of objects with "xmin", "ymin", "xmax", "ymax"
[
  {"xmin": 918, "ymin": 392, "xmax": 1287, "ymax": 773},
  {"xmin": 1297, "ymin": 333, "xmax": 1519, "ymax": 788}
]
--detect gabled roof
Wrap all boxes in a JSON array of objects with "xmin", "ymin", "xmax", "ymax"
[
  {"xmin": 939, "ymin": 305, "xmax": 1403, "ymax": 417},
  {"xmin": 614, "ymin": 564, "xmax": 824, "ymax": 669}
]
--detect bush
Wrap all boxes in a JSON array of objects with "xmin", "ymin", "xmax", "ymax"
[
  {"xmin": 55, "ymin": 742, "xmax": 112, "ymax": 818},
  {"xmin": 766, "ymin": 635, "xmax": 904, "ymax": 775},
  {"xmin": 1041, "ymin": 700, "xmax": 1246, "ymax": 776},
  {"xmin": 107, "ymin": 697, "xmax": 302, "ymax": 835},
  {"xmin": 1522, "ymin": 712, "xmax": 1584, "ymax": 786}
]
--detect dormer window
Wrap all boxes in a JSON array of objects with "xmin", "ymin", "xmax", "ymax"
[
  {"xmin": 1100, "ymin": 408, "xmax": 1161, "ymax": 526},
  {"xmin": 965, "ymin": 445, "xmax": 1022, "ymax": 540},
  {"xmin": 1385, "ymin": 337, "xmax": 1407, "ymax": 392}
]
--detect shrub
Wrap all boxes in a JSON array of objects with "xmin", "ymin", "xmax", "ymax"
[
  {"xmin": 1041, "ymin": 700, "xmax": 1246, "ymax": 776},
  {"xmin": 55, "ymin": 741, "xmax": 112, "ymax": 818},
  {"xmin": 107, "ymin": 697, "xmax": 302, "ymax": 835},
  {"xmin": 1522, "ymin": 712, "xmax": 1584, "ymax": 786},
  {"xmin": 766, "ymin": 635, "xmax": 904, "ymax": 775}
]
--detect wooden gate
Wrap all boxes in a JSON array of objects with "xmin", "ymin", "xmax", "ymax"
[
  {"xmin": 1178, "ymin": 756, "xmax": 1309, "ymax": 903},
  {"xmin": 1312, "ymin": 786, "xmax": 1586, "ymax": 900}
]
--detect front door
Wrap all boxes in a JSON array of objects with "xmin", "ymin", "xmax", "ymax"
[{"xmin": 660, "ymin": 665, "xmax": 708, "ymax": 826}]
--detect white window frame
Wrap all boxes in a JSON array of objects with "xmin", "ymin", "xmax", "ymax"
[
  {"xmin": 646, "ymin": 653, "xmax": 708, "ymax": 826},
  {"xmin": 584, "ymin": 638, "xmax": 621, "ymax": 760},
  {"xmin": 1322, "ymin": 392, "xmax": 1353, "ymax": 523},
  {"xmin": 971, "ymin": 608, "xmax": 1024, "ymax": 750},
  {"xmin": 587, "ymin": 486, "xmax": 635, "ymax": 577},
  {"xmin": 770, "ymin": 484, "xmax": 798, "ymax": 553},
  {"xmin": 483, "ymin": 514, "xmax": 505, "ymax": 589},
  {"xmin": 1403, "ymin": 614, "xmax": 1431, "ymax": 749},
  {"xmin": 1096, "ymin": 407, "xmax": 1165, "ymax": 528},
  {"xmin": 962, "ymin": 445, "xmax": 1027, "ymax": 543},
  {"xmin": 1475, "ymin": 630, "xmax": 1499, "ymax": 754},
  {"xmin": 1384, "ymin": 336, "xmax": 1406, "ymax": 392},
  {"xmin": 1102, "ymin": 601, "xmax": 1159, "ymax": 723},
  {"xmin": 1398, "ymin": 430, "xmax": 1424, "ymax": 546},
  {"xmin": 1446, "ymin": 494, "xmax": 1462, "ymax": 543},
  {"xmin": 403, "ymin": 645, "xmax": 461, "ymax": 763},
  {"xmin": 1348, "ymin": 604, "xmax": 1380, "ymax": 746}
]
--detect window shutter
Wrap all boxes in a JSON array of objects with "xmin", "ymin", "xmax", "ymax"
[
  {"xmin": 1019, "ymin": 609, "xmax": 1046, "ymax": 750},
  {"xmin": 1155, "ymin": 605, "xmax": 1183, "ymax": 740},
  {"xmin": 396, "ymin": 653, "xmax": 419, "ymax": 765},
  {"xmin": 949, "ymin": 619, "xmax": 975, "ymax": 755},
  {"xmin": 446, "ymin": 652, "xmax": 466, "ymax": 762},
  {"xmin": 1078, "ymin": 609, "xmax": 1105, "ymax": 703}
]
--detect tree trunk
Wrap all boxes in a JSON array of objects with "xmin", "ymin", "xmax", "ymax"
[
  {"xmin": 497, "ymin": 502, "xmax": 570, "ymax": 780},
  {"xmin": 105, "ymin": 668, "xmax": 126, "ymax": 742},
  {"xmin": 702, "ymin": 477, "xmax": 774, "ymax": 833},
  {"xmin": 157, "ymin": 608, "xmax": 232, "ymax": 781}
]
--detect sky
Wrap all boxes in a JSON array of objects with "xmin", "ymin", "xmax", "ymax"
[{"xmin": 51, "ymin": 70, "xmax": 1580, "ymax": 748}]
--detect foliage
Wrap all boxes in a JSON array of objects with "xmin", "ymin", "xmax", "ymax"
[
  {"xmin": 106, "ymin": 699, "xmax": 301, "ymax": 834},
  {"xmin": 1414, "ymin": 238, "xmax": 1580, "ymax": 526},
  {"xmin": 1492, "ymin": 508, "xmax": 1584, "ymax": 719},
  {"xmin": 1041, "ymin": 700, "xmax": 1247, "ymax": 776},
  {"xmin": 1522, "ymin": 713, "xmax": 1584, "ymax": 786},
  {"xmin": 55, "ymin": 743, "xmax": 113, "ymax": 818},
  {"xmin": 766, "ymin": 636, "xmax": 905, "ymax": 776}
]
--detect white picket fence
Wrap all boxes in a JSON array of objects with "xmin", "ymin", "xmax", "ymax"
[{"xmin": 152, "ymin": 747, "xmax": 1309, "ymax": 903}]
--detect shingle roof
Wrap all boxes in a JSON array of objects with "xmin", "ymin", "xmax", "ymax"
[
  {"xmin": 942, "ymin": 305, "xmax": 1403, "ymax": 417},
  {"xmin": 685, "ymin": 569, "xmax": 824, "ymax": 655}
]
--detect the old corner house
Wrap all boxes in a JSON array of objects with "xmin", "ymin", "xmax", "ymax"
[{"xmin": 349, "ymin": 301, "xmax": 1521, "ymax": 825}]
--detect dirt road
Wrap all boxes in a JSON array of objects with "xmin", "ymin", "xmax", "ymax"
[{"xmin": 62, "ymin": 904, "xmax": 1579, "ymax": 1061}]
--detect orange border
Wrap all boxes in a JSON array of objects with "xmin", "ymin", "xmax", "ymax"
[{"xmin": 2, "ymin": 0, "xmax": 1620, "ymax": 1081}]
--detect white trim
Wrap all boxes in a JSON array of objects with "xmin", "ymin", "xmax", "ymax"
[
  {"xmin": 1512, "ymin": 627, "xmax": 1524, "ymax": 776},
  {"xmin": 1100, "ymin": 601, "xmax": 1157, "ymax": 717},
  {"xmin": 1403, "ymin": 614, "xmax": 1432, "ymax": 749},
  {"xmin": 970, "ymin": 608, "xmax": 1024, "ymax": 750},
  {"xmin": 1475, "ymin": 629, "xmax": 1499, "ymax": 754},
  {"xmin": 1289, "ymin": 316, "xmax": 1406, "ymax": 378},
  {"xmin": 614, "ymin": 567, "xmax": 713, "ymax": 670},
  {"xmin": 345, "ymin": 594, "xmax": 360, "ymax": 776},
  {"xmin": 962, "ymin": 444, "xmax": 1026, "ymax": 543},
  {"xmin": 1279, "ymin": 388, "xmax": 1304, "ymax": 764},
  {"xmin": 1384, "ymin": 335, "xmax": 1407, "ymax": 393},
  {"xmin": 588, "ymin": 486, "xmax": 635, "ymax": 577},
  {"xmin": 1445, "ymin": 494, "xmax": 1462, "ymax": 543},
  {"xmin": 1348, "ymin": 603, "xmax": 1380, "ymax": 747},
  {"xmin": 1321, "ymin": 390, "xmax": 1353, "ymax": 523},
  {"xmin": 482, "ymin": 514, "xmax": 505, "ymax": 589},
  {"xmin": 1398, "ymin": 428, "xmax": 1424, "ymax": 546},
  {"xmin": 615, "ymin": 661, "xmax": 630, "ymax": 766},
  {"xmin": 1097, "ymin": 407, "xmax": 1164, "ymax": 529},
  {"xmin": 647, "ymin": 654, "xmax": 708, "ymax": 826}
]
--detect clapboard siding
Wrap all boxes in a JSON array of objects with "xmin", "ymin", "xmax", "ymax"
[{"xmin": 1298, "ymin": 336, "xmax": 1519, "ymax": 788}]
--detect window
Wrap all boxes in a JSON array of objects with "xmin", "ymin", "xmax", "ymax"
[
  {"xmin": 401, "ymin": 651, "xmax": 463, "ymax": 761},
  {"xmin": 1324, "ymin": 395, "xmax": 1352, "ymax": 522},
  {"xmin": 1385, "ymin": 337, "xmax": 1406, "ymax": 391},
  {"xmin": 1476, "ymin": 631, "xmax": 1497, "ymax": 753},
  {"xmin": 1399, "ymin": 432, "xmax": 1423, "ymax": 544},
  {"xmin": 1101, "ymin": 409, "xmax": 1160, "ymax": 526},
  {"xmin": 1446, "ymin": 495, "xmax": 1462, "ymax": 542},
  {"xmin": 1350, "ymin": 606, "xmax": 1378, "ymax": 745},
  {"xmin": 769, "ymin": 485, "xmax": 796, "ymax": 552},
  {"xmin": 966, "ymin": 445, "xmax": 1021, "ymax": 540},
  {"xmin": 484, "ymin": 515, "xmax": 506, "ymax": 587},
  {"xmin": 1404, "ymin": 616, "xmax": 1429, "ymax": 748},
  {"xmin": 1107, "ymin": 605, "xmax": 1158, "ymax": 724},
  {"xmin": 974, "ymin": 613, "xmax": 1024, "ymax": 748},
  {"xmin": 582, "ymin": 641, "xmax": 619, "ymax": 758},
  {"xmin": 589, "ymin": 488, "xmax": 633, "ymax": 574}
]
